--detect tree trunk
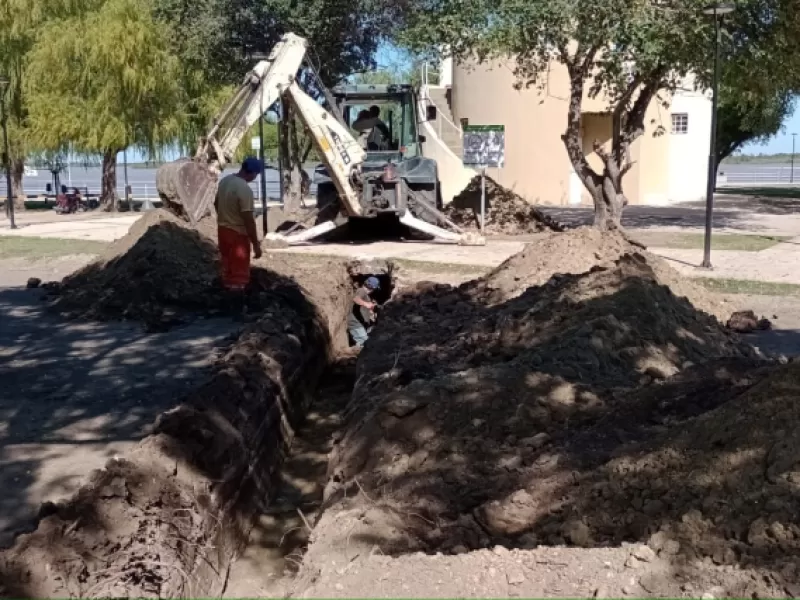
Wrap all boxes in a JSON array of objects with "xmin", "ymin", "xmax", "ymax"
[
  {"xmin": 101, "ymin": 149, "xmax": 118, "ymax": 211},
  {"xmin": 280, "ymin": 102, "xmax": 305, "ymax": 213},
  {"xmin": 11, "ymin": 157, "xmax": 25, "ymax": 209},
  {"xmin": 591, "ymin": 169, "xmax": 626, "ymax": 231}
]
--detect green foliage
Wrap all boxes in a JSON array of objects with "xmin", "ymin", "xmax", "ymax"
[
  {"xmin": 714, "ymin": 5, "xmax": 800, "ymax": 163},
  {"xmin": 25, "ymin": 0, "xmax": 182, "ymax": 157},
  {"xmin": 154, "ymin": 0, "xmax": 385, "ymax": 88},
  {"xmin": 0, "ymin": 0, "xmax": 106, "ymax": 161},
  {"xmin": 717, "ymin": 88, "xmax": 795, "ymax": 164},
  {"xmin": 390, "ymin": 0, "xmax": 800, "ymax": 227}
]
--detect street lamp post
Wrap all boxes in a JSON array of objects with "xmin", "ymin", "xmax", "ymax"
[
  {"xmin": 0, "ymin": 75, "xmax": 16, "ymax": 229},
  {"xmin": 701, "ymin": 2, "xmax": 734, "ymax": 269},
  {"xmin": 791, "ymin": 133, "xmax": 797, "ymax": 184}
]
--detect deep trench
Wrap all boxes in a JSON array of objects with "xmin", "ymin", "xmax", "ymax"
[
  {"xmin": 221, "ymin": 271, "xmax": 392, "ymax": 597},
  {"xmin": 0, "ymin": 265, "xmax": 395, "ymax": 599},
  {"xmin": 222, "ymin": 356, "xmax": 357, "ymax": 597}
]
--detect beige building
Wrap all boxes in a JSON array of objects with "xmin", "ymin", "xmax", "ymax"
[{"xmin": 420, "ymin": 57, "xmax": 711, "ymax": 206}]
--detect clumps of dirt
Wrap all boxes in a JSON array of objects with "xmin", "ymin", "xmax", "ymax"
[
  {"xmin": 469, "ymin": 227, "xmax": 733, "ymax": 320},
  {"xmin": 296, "ymin": 243, "xmax": 797, "ymax": 597},
  {"xmin": 355, "ymin": 254, "xmax": 757, "ymax": 394},
  {"xmin": 46, "ymin": 218, "xmax": 222, "ymax": 327},
  {"xmin": 727, "ymin": 309, "xmax": 772, "ymax": 333},
  {"xmin": 444, "ymin": 175, "xmax": 564, "ymax": 235},
  {"xmin": 0, "ymin": 256, "xmax": 353, "ymax": 598},
  {"xmin": 44, "ymin": 209, "xmax": 288, "ymax": 329}
]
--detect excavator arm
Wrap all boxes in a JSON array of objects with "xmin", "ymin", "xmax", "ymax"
[
  {"xmin": 156, "ymin": 32, "xmax": 484, "ymax": 245},
  {"xmin": 156, "ymin": 33, "xmax": 311, "ymax": 224}
]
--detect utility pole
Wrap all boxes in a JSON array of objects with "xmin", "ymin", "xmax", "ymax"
[
  {"xmin": 791, "ymin": 133, "xmax": 797, "ymax": 184},
  {"xmin": 701, "ymin": 3, "xmax": 734, "ymax": 270}
]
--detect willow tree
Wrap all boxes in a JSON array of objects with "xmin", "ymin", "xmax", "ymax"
[
  {"xmin": 25, "ymin": 0, "xmax": 181, "ymax": 208},
  {"xmin": 394, "ymin": 0, "xmax": 800, "ymax": 230},
  {"xmin": 0, "ymin": 0, "xmax": 104, "ymax": 204}
]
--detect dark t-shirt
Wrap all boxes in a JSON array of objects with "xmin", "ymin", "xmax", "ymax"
[{"xmin": 348, "ymin": 287, "xmax": 372, "ymax": 327}]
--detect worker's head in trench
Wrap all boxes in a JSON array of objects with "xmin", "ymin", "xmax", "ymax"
[
  {"xmin": 239, "ymin": 156, "xmax": 264, "ymax": 183},
  {"xmin": 364, "ymin": 276, "xmax": 380, "ymax": 291}
]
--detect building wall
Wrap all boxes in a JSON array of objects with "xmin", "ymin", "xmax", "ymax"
[
  {"xmin": 451, "ymin": 59, "xmax": 575, "ymax": 205},
  {"xmin": 667, "ymin": 89, "xmax": 712, "ymax": 202},
  {"xmin": 450, "ymin": 58, "xmax": 710, "ymax": 206}
]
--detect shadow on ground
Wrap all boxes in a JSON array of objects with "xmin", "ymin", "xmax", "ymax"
[
  {"xmin": 0, "ymin": 246, "xmax": 352, "ymax": 598},
  {"xmin": 539, "ymin": 194, "xmax": 800, "ymax": 231},
  {"xmin": 0, "ymin": 287, "xmax": 238, "ymax": 547},
  {"xmin": 310, "ymin": 256, "xmax": 800, "ymax": 597}
]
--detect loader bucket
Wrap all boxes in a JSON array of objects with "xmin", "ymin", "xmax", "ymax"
[{"xmin": 155, "ymin": 159, "xmax": 218, "ymax": 226}]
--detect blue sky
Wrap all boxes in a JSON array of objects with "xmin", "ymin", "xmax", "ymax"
[{"xmin": 739, "ymin": 103, "xmax": 800, "ymax": 155}]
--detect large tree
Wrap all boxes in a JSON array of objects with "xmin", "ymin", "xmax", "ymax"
[
  {"xmin": 393, "ymin": 0, "xmax": 800, "ymax": 230},
  {"xmin": 154, "ymin": 0, "xmax": 387, "ymax": 211},
  {"xmin": 25, "ymin": 0, "xmax": 182, "ymax": 208},
  {"xmin": 0, "ymin": 0, "xmax": 104, "ymax": 205},
  {"xmin": 714, "ymin": 7, "xmax": 800, "ymax": 168}
]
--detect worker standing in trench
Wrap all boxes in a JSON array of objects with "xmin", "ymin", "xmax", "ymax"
[
  {"xmin": 348, "ymin": 277, "xmax": 380, "ymax": 347},
  {"xmin": 215, "ymin": 157, "xmax": 264, "ymax": 305}
]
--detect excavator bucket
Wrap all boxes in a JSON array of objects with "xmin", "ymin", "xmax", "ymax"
[{"xmin": 155, "ymin": 159, "xmax": 218, "ymax": 226}]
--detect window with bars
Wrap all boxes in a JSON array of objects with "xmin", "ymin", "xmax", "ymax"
[{"xmin": 671, "ymin": 113, "xmax": 689, "ymax": 134}]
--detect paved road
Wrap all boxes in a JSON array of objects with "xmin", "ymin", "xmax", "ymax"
[{"xmin": 0, "ymin": 284, "xmax": 239, "ymax": 547}]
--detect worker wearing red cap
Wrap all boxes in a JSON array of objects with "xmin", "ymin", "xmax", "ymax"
[{"xmin": 215, "ymin": 157, "xmax": 263, "ymax": 291}]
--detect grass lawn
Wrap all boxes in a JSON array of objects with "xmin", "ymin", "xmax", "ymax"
[
  {"xmin": 633, "ymin": 231, "xmax": 791, "ymax": 251},
  {"xmin": 0, "ymin": 236, "xmax": 108, "ymax": 260},
  {"xmin": 696, "ymin": 277, "xmax": 800, "ymax": 297}
]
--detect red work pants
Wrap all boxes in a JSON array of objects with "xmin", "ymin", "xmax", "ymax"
[{"xmin": 217, "ymin": 226, "xmax": 251, "ymax": 290}]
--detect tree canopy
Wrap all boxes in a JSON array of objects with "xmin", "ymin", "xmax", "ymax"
[
  {"xmin": 0, "ymin": 0, "xmax": 105, "ymax": 201},
  {"xmin": 391, "ymin": 0, "xmax": 800, "ymax": 229},
  {"xmin": 154, "ymin": 0, "xmax": 386, "ymax": 88},
  {"xmin": 25, "ymin": 0, "xmax": 183, "ymax": 205},
  {"xmin": 717, "ymin": 88, "xmax": 795, "ymax": 165}
]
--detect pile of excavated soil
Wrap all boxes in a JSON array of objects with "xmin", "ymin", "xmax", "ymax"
[
  {"xmin": 45, "ymin": 209, "xmax": 322, "ymax": 329},
  {"xmin": 444, "ymin": 175, "xmax": 564, "ymax": 235},
  {"xmin": 0, "ymin": 255, "xmax": 353, "ymax": 598},
  {"xmin": 45, "ymin": 210, "xmax": 223, "ymax": 327},
  {"xmin": 294, "ymin": 244, "xmax": 797, "ymax": 598},
  {"xmin": 469, "ymin": 227, "xmax": 733, "ymax": 320}
]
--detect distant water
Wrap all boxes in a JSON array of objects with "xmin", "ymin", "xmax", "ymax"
[{"xmin": 20, "ymin": 165, "xmax": 316, "ymax": 199}]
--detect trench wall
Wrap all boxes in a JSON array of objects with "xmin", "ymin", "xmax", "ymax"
[{"xmin": 0, "ymin": 257, "xmax": 352, "ymax": 598}]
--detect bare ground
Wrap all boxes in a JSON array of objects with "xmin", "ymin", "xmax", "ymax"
[
  {"xmin": 0, "ymin": 286, "xmax": 238, "ymax": 548},
  {"xmin": 5, "ymin": 213, "xmax": 800, "ymax": 598}
]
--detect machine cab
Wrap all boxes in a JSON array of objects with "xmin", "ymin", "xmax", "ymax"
[{"xmin": 329, "ymin": 83, "xmax": 427, "ymax": 166}]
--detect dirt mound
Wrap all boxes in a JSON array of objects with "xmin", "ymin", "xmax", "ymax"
[
  {"xmin": 0, "ymin": 257, "xmax": 353, "ymax": 598},
  {"xmin": 355, "ymin": 254, "xmax": 756, "ymax": 393},
  {"xmin": 294, "ymin": 247, "xmax": 794, "ymax": 597},
  {"xmin": 470, "ymin": 227, "xmax": 732, "ymax": 319},
  {"xmin": 46, "ymin": 218, "xmax": 222, "ymax": 326},
  {"xmin": 103, "ymin": 208, "xmax": 218, "ymax": 261},
  {"xmin": 444, "ymin": 175, "xmax": 564, "ymax": 235}
]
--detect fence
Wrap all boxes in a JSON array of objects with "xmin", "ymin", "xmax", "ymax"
[{"xmin": 719, "ymin": 166, "xmax": 800, "ymax": 186}]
